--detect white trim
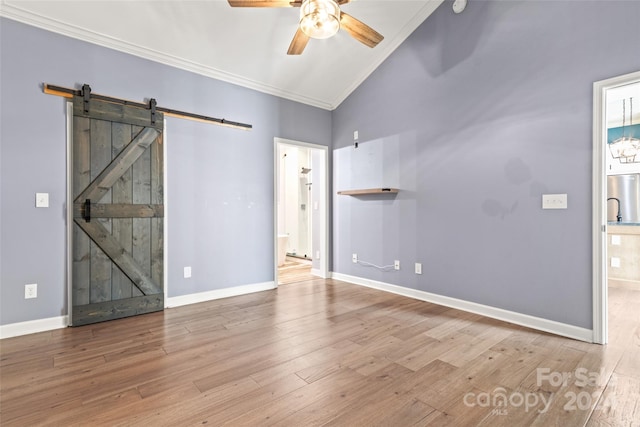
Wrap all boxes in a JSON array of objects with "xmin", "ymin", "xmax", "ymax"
[
  {"xmin": 0, "ymin": 7, "xmax": 327, "ymax": 110},
  {"xmin": 66, "ymin": 101, "xmax": 74, "ymax": 326},
  {"xmin": 163, "ymin": 118, "xmax": 169, "ymax": 304},
  {"xmin": 0, "ymin": 316, "xmax": 69, "ymax": 339},
  {"xmin": 0, "ymin": 2, "xmax": 443, "ymax": 110},
  {"xmin": 332, "ymin": 272, "xmax": 593, "ymax": 343},
  {"xmin": 311, "ymin": 268, "xmax": 323, "ymax": 278},
  {"xmin": 165, "ymin": 281, "xmax": 275, "ymax": 308},
  {"xmin": 592, "ymin": 70, "xmax": 640, "ymax": 345},
  {"xmin": 592, "ymin": 78, "xmax": 607, "ymax": 345},
  {"xmin": 274, "ymin": 138, "xmax": 330, "ymax": 286},
  {"xmin": 1, "ymin": 281, "xmax": 275, "ymax": 338}
]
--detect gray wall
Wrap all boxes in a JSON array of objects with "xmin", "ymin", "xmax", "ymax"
[
  {"xmin": 332, "ymin": 0, "xmax": 640, "ymax": 329},
  {"xmin": 0, "ymin": 18, "xmax": 331, "ymax": 325}
]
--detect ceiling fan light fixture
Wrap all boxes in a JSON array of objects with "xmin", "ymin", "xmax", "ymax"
[{"xmin": 299, "ymin": 0, "xmax": 340, "ymax": 40}]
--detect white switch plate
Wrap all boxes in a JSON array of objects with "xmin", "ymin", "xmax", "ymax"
[
  {"xmin": 314, "ymin": 201, "xmax": 319, "ymax": 210},
  {"xmin": 352, "ymin": 253, "xmax": 358, "ymax": 263},
  {"xmin": 354, "ymin": 130, "xmax": 359, "ymax": 140},
  {"xmin": 25, "ymin": 283, "xmax": 37, "ymax": 299},
  {"xmin": 35, "ymin": 192, "xmax": 49, "ymax": 208},
  {"xmin": 184, "ymin": 266, "xmax": 192, "ymax": 278},
  {"xmin": 611, "ymin": 235, "xmax": 621, "ymax": 245},
  {"xmin": 542, "ymin": 194, "xmax": 567, "ymax": 209},
  {"xmin": 415, "ymin": 263, "xmax": 422, "ymax": 275},
  {"xmin": 316, "ymin": 251, "xmax": 320, "ymax": 260},
  {"xmin": 611, "ymin": 257, "xmax": 621, "ymax": 268},
  {"xmin": 394, "ymin": 260, "xmax": 400, "ymax": 270}
]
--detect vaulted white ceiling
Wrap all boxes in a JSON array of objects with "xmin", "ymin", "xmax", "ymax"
[{"xmin": 1, "ymin": 0, "xmax": 444, "ymax": 110}]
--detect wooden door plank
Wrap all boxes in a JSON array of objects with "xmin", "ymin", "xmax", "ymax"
[
  {"xmin": 111, "ymin": 122, "xmax": 135, "ymax": 300},
  {"xmin": 73, "ymin": 97, "xmax": 164, "ymax": 131},
  {"xmin": 133, "ymin": 125, "xmax": 152, "ymax": 298},
  {"xmin": 73, "ymin": 116, "xmax": 91, "ymax": 306},
  {"xmin": 74, "ymin": 127, "xmax": 159, "ymax": 205},
  {"xmin": 90, "ymin": 119, "xmax": 112, "ymax": 303},
  {"xmin": 71, "ymin": 294, "xmax": 164, "ymax": 326},
  {"xmin": 75, "ymin": 219, "xmax": 162, "ymax": 296},
  {"xmin": 150, "ymin": 131, "xmax": 164, "ymax": 288},
  {"xmin": 73, "ymin": 203, "xmax": 164, "ymax": 218}
]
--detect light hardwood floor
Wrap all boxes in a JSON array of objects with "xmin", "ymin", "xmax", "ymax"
[
  {"xmin": 278, "ymin": 256, "xmax": 313, "ymax": 285},
  {"xmin": 1, "ymin": 276, "xmax": 639, "ymax": 426}
]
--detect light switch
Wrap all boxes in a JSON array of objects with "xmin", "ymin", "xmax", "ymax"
[
  {"xmin": 35, "ymin": 193, "xmax": 49, "ymax": 208},
  {"xmin": 611, "ymin": 235, "xmax": 621, "ymax": 246},
  {"xmin": 184, "ymin": 266, "xmax": 192, "ymax": 278},
  {"xmin": 542, "ymin": 194, "xmax": 567, "ymax": 209},
  {"xmin": 415, "ymin": 263, "xmax": 422, "ymax": 275}
]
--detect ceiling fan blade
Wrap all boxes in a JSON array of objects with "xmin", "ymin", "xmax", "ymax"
[
  {"xmin": 287, "ymin": 27, "xmax": 310, "ymax": 55},
  {"xmin": 228, "ymin": 0, "xmax": 301, "ymax": 7},
  {"xmin": 339, "ymin": 12, "xmax": 384, "ymax": 48},
  {"xmin": 337, "ymin": 0, "xmax": 351, "ymax": 4}
]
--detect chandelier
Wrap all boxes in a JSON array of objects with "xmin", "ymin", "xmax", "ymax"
[{"xmin": 609, "ymin": 97, "xmax": 640, "ymax": 163}]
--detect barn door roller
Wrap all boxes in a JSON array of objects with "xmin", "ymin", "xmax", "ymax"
[
  {"xmin": 82, "ymin": 84, "xmax": 91, "ymax": 113},
  {"xmin": 149, "ymin": 98, "xmax": 157, "ymax": 125}
]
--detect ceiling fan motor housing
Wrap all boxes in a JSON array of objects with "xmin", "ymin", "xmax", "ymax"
[{"xmin": 300, "ymin": 0, "xmax": 341, "ymax": 39}]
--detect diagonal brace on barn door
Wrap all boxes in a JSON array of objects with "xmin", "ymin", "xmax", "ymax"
[
  {"xmin": 74, "ymin": 127, "xmax": 160, "ymax": 204},
  {"xmin": 75, "ymin": 219, "xmax": 162, "ymax": 296}
]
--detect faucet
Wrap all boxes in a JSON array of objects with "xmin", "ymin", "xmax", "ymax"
[{"xmin": 607, "ymin": 198, "xmax": 622, "ymax": 222}]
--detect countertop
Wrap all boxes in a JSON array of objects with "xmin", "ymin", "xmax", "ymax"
[{"xmin": 608, "ymin": 223, "xmax": 640, "ymax": 235}]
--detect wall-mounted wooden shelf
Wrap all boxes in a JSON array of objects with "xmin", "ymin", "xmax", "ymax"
[{"xmin": 337, "ymin": 188, "xmax": 399, "ymax": 196}]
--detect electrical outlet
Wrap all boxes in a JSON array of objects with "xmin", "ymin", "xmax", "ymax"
[
  {"xmin": 184, "ymin": 266, "xmax": 192, "ymax": 278},
  {"xmin": 25, "ymin": 283, "xmax": 37, "ymax": 299},
  {"xmin": 394, "ymin": 260, "xmax": 400, "ymax": 270},
  {"xmin": 352, "ymin": 253, "xmax": 358, "ymax": 263},
  {"xmin": 415, "ymin": 263, "xmax": 422, "ymax": 275},
  {"xmin": 611, "ymin": 235, "xmax": 621, "ymax": 246},
  {"xmin": 611, "ymin": 257, "xmax": 621, "ymax": 268}
]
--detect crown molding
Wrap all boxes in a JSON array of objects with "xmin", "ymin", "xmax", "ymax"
[
  {"xmin": 0, "ymin": 3, "xmax": 335, "ymax": 110},
  {"xmin": 1, "ymin": 0, "xmax": 443, "ymax": 111}
]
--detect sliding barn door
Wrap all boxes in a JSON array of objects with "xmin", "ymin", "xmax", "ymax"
[{"xmin": 71, "ymin": 95, "xmax": 164, "ymax": 326}]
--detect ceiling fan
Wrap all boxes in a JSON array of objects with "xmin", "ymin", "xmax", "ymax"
[{"xmin": 227, "ymin": 0, "xmax": 384, "ymax": 55}]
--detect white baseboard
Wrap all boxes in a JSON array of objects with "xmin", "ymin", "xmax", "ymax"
[
  {"xmin": 165, "ymin": 281, "xmax": 276, "ymax": 308},
  {"xmin": 1, "ymin": 277, "xmax": 592, "ymax": 342},
  {"xmin": 0, "ymin": 315, "xmax": 69, "ymax": 339},
  {"xmin": 331, "ymin": 272, "xmax": 593, "ymax": 343},
  {"xmin": 1, "ymin": 281, "xmax": 276, "ymax": 339},
  {"xmin": 311, "ymin": 268, "xmax": 329, "ymax": 279}
]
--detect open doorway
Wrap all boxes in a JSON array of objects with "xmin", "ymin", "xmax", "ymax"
[
  {"xmin": 274, "ymin": 138, "xmax": 329, "ymax": 285},
  {"xmin": 593, "ymin": 70, "xmax": 640, "ymax": 344}
]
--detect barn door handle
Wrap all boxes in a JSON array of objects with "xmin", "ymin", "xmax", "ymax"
[{"xmin": 83, "ymin": 199, "xmax": 91, "ymax": 222}]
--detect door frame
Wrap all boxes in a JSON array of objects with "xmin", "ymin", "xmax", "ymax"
[
  {"xmin": 274, "ymin": 138, "xmax": 329, "ymax": 283},
  {"xmin": 592, "ymin": 69, "xmax": 640, "ymax": 344},
  {"xmin": 65, "ymin": 103, "xmax": 169, "ymax": 325}
]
